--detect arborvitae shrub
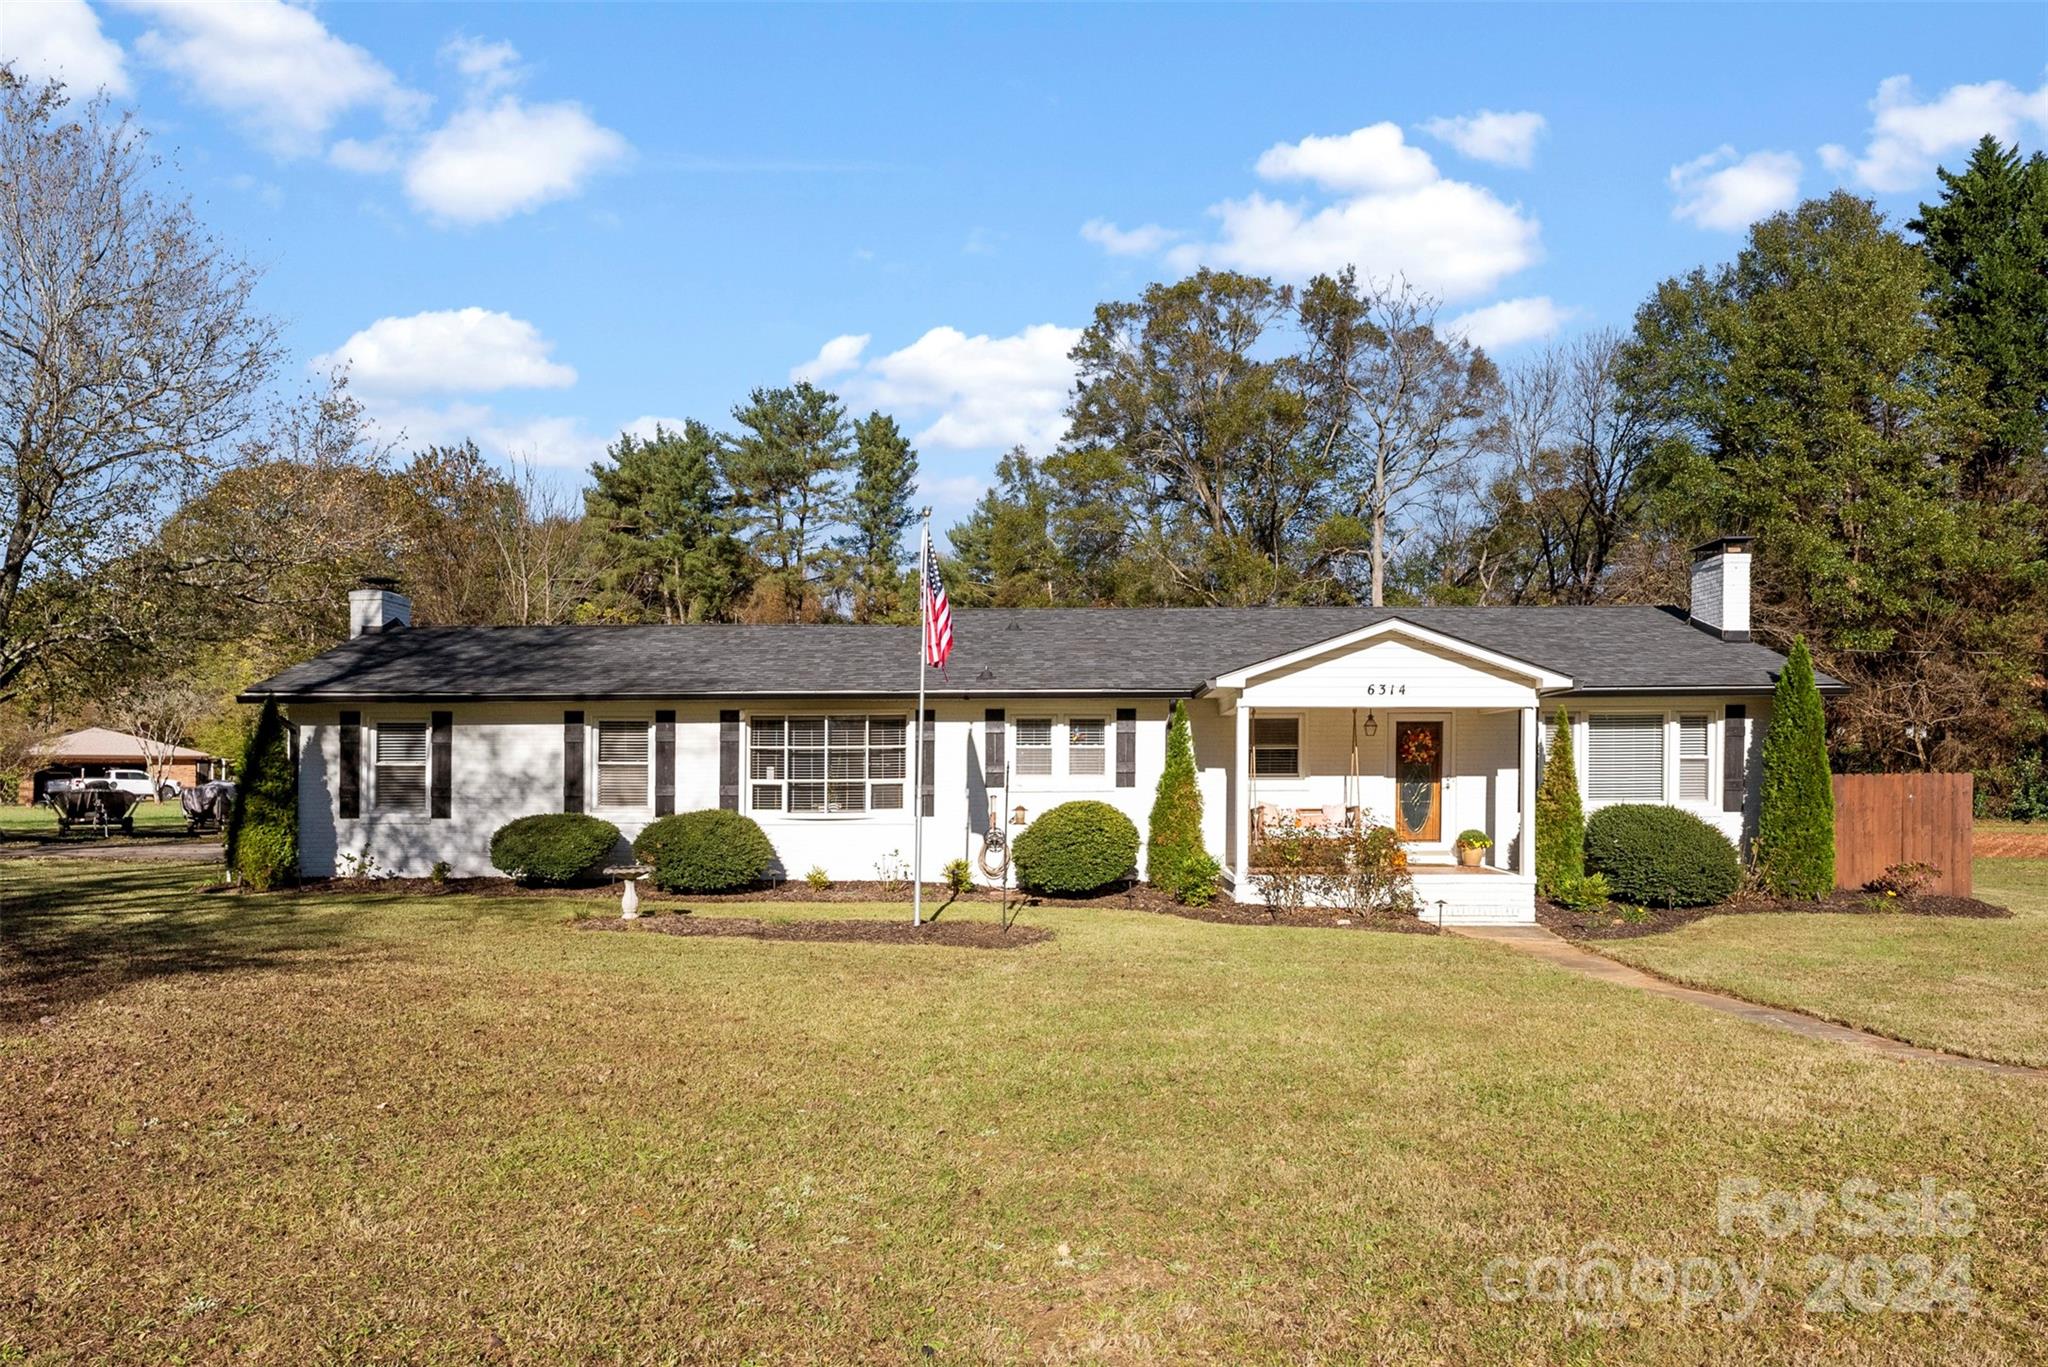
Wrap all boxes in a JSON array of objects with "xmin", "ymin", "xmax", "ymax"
[
  {"xmin": 1755, "ymin": 637, "xmax": 1836, "ymax": 897},
  {"xmin": 226, "ymin": 697, "xmax": 296, "ymax": 891},
  {"xmin": 1585, "ymin": 804, "xmax": 1741, "ymax": 907},
  {"xmin": 1535, "ymin": 707, "xmax": 1585, "ymax": 897},
  {"xmin": 1147, "ymin": 701, "xmax": 1211, "ymax": 902},
  {"xmin": 1013, "ymin": 800, "xmax": 1140, "ymax": 896},
  {"xmin": 634, "ymin": 809, "xmax": 776, "ymax": 893},
  {"xmin": 489, "ymin": 813, "xmax": 621, "ymax": 885}
]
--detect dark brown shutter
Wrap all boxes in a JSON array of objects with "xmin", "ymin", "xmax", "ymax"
[
  {"xmin": 430, "ymin": 711, "xmax": 452, "ymax": 819},
  {"xmin": 984, "ymin": 708, "xmax": 1005, "ymax": 787},
  {"xmin": 719, "ymin": 710, "xmax": 740, "ymax": 810},
  {"xmin": 563, "ymin": 710, "xmax": 584, "ymax": 813},
  {"xmin": 338, "ymin": 710, "xmax": 361, "ymax": 819},
  {"xmin": 920, "ymin": 709, "xmax": 936, "ymax": 816},
  {"xmin": 1722, "ymin": 705, "xmax": 1747, "ymax": 812},
  {"xmin": 1115, "ymin": 708, "xmax": 1137, "ymax": 787},
  {"xmin": 654, "ymin": 709, "xmax": 676, "ymax": 816}
]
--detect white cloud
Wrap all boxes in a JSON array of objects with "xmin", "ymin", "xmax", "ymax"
[
  {"xmin": 1833, "ymin": 75, "xmax": 2048, "ymax": 192},
  {"xmin": 1088, "ymin": 123, "xmax": 1541, "ymax": 301},
  {"xmin": 121, "ymin": 0, "xmax": 424, "ymax": 157},
  {"xmin": 1, "ymin": 0, "xmax": 131, "ymax": 95},
  {"xmin": 1419, "ymin": 110, "xmax": 1547, "ymax": 168},
  {"xmin": 1079, "ymin": 218, "xmax": 1179, "ymax": 256},
  {"xmin": 440, "ymin": 35, "xmax": 521, "ymax": 95},
  {"xmin": 403, "ymin": 95, "xmax": 629, "ymax": 223},
  {"xmin": 1253, "ymin": 122, "xmax": 1439, "ymax": 193},
  {"xmin": 313, "ymin": 308, "xmax": 577, "ymax": 396},
  {"xmin": 329, "ymin": 136, "xmax": 399, "ymax": 174},
  {"xmin": 790, "ymin": 333, "xmax": 871, "ymax": 383},
  {"xmin": 917, "ymin": 474, "xmax": 988, "ymax": 510},
  {"xmin": 1668, "ymin": 146, "xmax": 1802, "ymax": 231},
  {"xmin": 1445, "ymin": 296, "xmax": 1571, "ymax": 350},
  {"xmin": 811, "ymin": 324, "xmax": 1081, "ymax": 453}
]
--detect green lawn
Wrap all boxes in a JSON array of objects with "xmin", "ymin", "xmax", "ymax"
[
  {"xmin": 0, "ymin": 799, "xmax": 196, "ymax": 839},
  {"xmin": 1602, "ymin": 860, "xmax": 2048, "ymax": 1069},
  {"xmin": 4, "ymin": 861, "xmax": 2046, "ymax": 1362}
]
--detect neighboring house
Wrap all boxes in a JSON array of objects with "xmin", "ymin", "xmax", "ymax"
[
  {"xmin": 243, "ymin": 538, "xmax": 1842, "ymax": 924},
  {"xmin": 18, "ymin": 727, "xmax": 229, "ymax": 804}
]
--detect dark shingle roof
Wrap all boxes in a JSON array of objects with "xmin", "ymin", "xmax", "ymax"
[{"xmin": 242, "ymin": 606, "xmax": 1841, "ymax": 702}]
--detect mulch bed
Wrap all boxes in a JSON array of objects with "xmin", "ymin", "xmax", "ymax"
[
  {"xmin": 574, "ymin": 914, "xmax": 1052, "ymax": 950},
  {"xmin": 279, "ymin": 874, "xmax": 1437, "ymax": 933},
  {"xmin": 1541, "ymin": 889, "xmax": 2013, "ymax": 941}
]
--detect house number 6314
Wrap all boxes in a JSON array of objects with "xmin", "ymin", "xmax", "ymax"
[{"xmin": 1361, "ymin": 683, "xmax": 1408, "ymax": 696}]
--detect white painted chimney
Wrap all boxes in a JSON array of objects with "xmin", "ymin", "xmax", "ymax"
[
  {"xmin": 349, "ymin": 577, "xmax": 412, "ymax": 638},
  {"xmin": 1689, "ymin": 536, "xmax": 1752, "ymax": 641}
]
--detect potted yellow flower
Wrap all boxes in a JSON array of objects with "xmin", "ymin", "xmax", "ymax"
[{"xmin": 1455, "ymin": 829, "xmax": 1493, "ymax": 868}]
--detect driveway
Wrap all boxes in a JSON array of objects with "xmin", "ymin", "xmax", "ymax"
[{"xmin": 0, "ymin": 840, "xmax": 223, "ymax": 864}]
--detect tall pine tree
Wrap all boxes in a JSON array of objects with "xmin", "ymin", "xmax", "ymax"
[
  {"xmin": 721, "ymin": 383, "xmax": 851, "ymax": 621},
  {"xmin": 838, "ymin": 412, "xmax": 919, "ymax": 622},
  {"xmin": 583, "ymin": 421, "xmax": 747, "ymax": 623}
]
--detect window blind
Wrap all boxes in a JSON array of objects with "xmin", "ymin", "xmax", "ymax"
[
  {"xmin": 375, "ymin": 721, "xmax": 429, "ymax": 813},
  {"xmin": 596, "ymin": 720, "xmax": 650, "ymax": 808},
  {"xmin": 1588, "ymin": 714, "xmax": 1664, "ymax": 802},
  {"xmin": 1677, "ymin": 715, "xmax": 1710, "ymax": 802},
  {"xmin": 1252, "ymin": 716, "xmax": 1300, "ymax": 778}
]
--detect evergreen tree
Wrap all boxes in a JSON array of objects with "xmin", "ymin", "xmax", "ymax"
[
  {"xmin": 1755, "ymin": 637, "xmax": 1836, "ymax": 898},
  {"xmin": 226, "ymin": 697, "xmax": 296, "ymax": 890},
  {"xmin": 583, "ymin": 421, "xmax": 747, "ymax": 623},
  {"xmin": 944, "ymin": 449, "xmax": 1078, "ymax": 607},
  {"xmin": 1534, "ymin": 707, "xmax": 1584, "ymax": 896},
  {"xmin": 1911, "ymin": 135, "xmax": 2048, "ymax": 490},
  {"xmin": 838, "ymin": 412, "xmax": 919, "ymax": 622},
  {"xmin": 1147, "ymin": 700, "xmax": 1209, "ymax": 900},
  {"xmin": 722, "ymin": 383, "xmax": 851, "ymax": 621}
]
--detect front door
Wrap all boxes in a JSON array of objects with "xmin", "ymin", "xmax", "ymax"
[{"xmin": 1394, "ymin": 719, "xmax": 1444, "ymax": 843}]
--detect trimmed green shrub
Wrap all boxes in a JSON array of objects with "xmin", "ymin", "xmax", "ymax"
[
  {"xmin": 635, "ymin": 809, "xmax": 776, "ymax": 893},
  {"xmin": 1147, "ymin": 700, "xmax": 1211, "ymax": 902},
  {"xmin": 1546, "ymin": 871, "xmax": 1612, "ymax": 911},
  {"xmin": 1585, "ymin": 804, "xmax": 1741, "ymax": 907},
  {"xmin": 1754, "ymin": 637, "xmax": 1835, "ymax": 897},
  {"xmin": 1535, "ymin": 707, "xmax": 1584, "ymax": 897},
  {"xmin": 226, "ymin": 697, "xmax": 296, "ymax": 890},
  {"xmin": 1014, "ymin": 799, "xmax": 1140, "ymax": 896},
  {"xmin": 489, "ymin": 813, "xmax": 620, "ymax": 885}
]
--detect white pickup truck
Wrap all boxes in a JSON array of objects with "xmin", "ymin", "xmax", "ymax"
[{"xmin": 45, "ymin": 768, "xmax": 164, "ymax": 800}]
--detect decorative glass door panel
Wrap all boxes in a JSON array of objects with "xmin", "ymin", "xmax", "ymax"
[{"xmin": 1394, "ymin": 721, "xmax": 1443, "ymax": 842}]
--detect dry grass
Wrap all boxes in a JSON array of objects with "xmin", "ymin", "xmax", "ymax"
[
  {"xmin": 1603, "ymin": 859, "xmax": 2048, "ymax": 1069},
  {"xmin": 3, "ymin": 859, "xmax": 2046, "ymax": 1363}
]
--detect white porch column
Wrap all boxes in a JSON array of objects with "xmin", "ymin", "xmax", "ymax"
[
  {"xmin": 1517, "ymin": 704, "xmax": 1538, "ymax": 876},
  {"xmin": 1233, "ymin": 702, "xmax": 1252, "ymax": 884}
]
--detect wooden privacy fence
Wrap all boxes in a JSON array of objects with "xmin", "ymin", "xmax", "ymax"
[{"xmin": 1832, "ymin": 773, "xmax": 1973, "ymax": 897}]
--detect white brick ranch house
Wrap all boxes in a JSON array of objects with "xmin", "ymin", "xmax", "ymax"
[{"xmin": 244, "ymin": 538, "xmax": 1841, "ymax": 925}]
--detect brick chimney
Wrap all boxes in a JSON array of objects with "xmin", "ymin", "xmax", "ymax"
[
  {"xmin": 1689, "ymin": 537, "xmax": 1752, "ymax": 641},
  {"xmin": 349, "ymin": 576, "xmax": 412, "ymax": 638}
]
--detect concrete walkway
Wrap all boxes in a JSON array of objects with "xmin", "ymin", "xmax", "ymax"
[{"xmin": 1451, "ymin": 924, "xmax": 2048, "ymax": 1080}]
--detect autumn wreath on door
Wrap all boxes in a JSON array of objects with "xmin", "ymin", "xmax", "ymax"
[{"xmin": 1394, "ymin": 721, "xmax": 1443, "ymax": 842}]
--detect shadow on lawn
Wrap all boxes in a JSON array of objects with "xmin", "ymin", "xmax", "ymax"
[{"xmin": 0, "ymin": 862, "xmax": 371, "ymax": 1025}]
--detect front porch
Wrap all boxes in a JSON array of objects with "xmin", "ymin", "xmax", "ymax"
[{"xmin": 1202, "ymin": 618, "xmax": 1568, "ymax": 926}]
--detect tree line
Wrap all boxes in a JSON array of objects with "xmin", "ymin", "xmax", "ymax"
[{"xmin": 3, "ymin": 69, "xmax": 2043, "ymax": 804}]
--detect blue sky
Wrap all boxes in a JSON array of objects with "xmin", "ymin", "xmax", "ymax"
[{"xmin": 7, "ymin": 2, "xmax": 2046, "ymax": 520}]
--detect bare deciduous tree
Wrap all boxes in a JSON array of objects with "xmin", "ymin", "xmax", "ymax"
[
  {"xmin": 0, "ymin": 73, "xmax": 281, "ymax": 699},
  {"xmin": 106, "ymin": 674, "xmax": 215, "ymax": 795}
]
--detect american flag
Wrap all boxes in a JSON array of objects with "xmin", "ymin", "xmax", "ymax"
[{"xmin": 921, "ymin": 527, "xmax": 954, "ymax": 672}]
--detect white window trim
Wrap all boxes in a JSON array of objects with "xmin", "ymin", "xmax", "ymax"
[
  {"xmin": 1250, "ymin": 711, "xmax": 1305, "ymax": 782},
  {"xmin": 367, "ymin": 715, "xmax": 432, "ymax": 819},
  {"xmin": 1008, "ymin": 712, "xmax": 1114, "ymax": 786},
  {"xmin": 590, "ymin": 716, "xmax": 655, "ymax": 813},
  {"xmin": 744, "ymin": 712, "xmax": 912, "ymax": 818},
  {"xmin": 1578, "ymin": 709, "xmax": 1721, "ymax": 809}
]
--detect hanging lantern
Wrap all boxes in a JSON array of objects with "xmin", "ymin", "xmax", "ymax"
[{"xmin": 1363, "ymin": 710, "xmax": 1379, "ymax": 737}]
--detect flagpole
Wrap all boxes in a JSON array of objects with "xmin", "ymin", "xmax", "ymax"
[{"xmin": 912, "ymin": 509, "xmax": 930, "ymax": 928}]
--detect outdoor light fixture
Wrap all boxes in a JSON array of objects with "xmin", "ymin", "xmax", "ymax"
[
  {"xmin": 1011, "ymin": 803, "xmax": 1027, "ymax": 827},
  {"xmin": 1363, "ymin": 711, "xmax": 1379, "ymax": 737}
]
